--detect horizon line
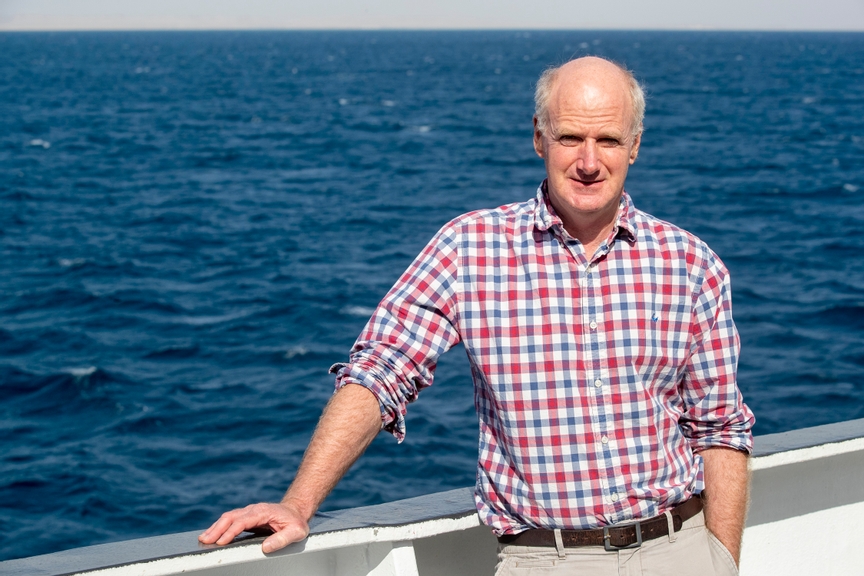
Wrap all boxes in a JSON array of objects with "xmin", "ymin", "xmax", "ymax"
[{"xmin": 2, "ymin": 26, "xmax": 864, "ymax": 33}]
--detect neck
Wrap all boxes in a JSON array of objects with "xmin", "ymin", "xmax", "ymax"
[{"xmin": 551, "ymin": 199, "xmax": 621, "ymax": 259}]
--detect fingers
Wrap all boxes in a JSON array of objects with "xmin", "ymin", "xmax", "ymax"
[
  {"xmin": 198, "ymin": 502, "xmax": 310, "ymax": 553},
  {"xmin": 198, "ymin": 504, "xmax": 269, "ymax": 545},
  {"xmin": 216, "ymin": 519, "xmax": 253, "ymax": 546},
  {"xmin": 198, "ymin": 514, "xmax": 235, "ymax": 545}
]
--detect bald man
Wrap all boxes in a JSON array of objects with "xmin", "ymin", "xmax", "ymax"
[{"xmin": 200, "ymin": 57, "xmax": 754, "ymax": 576}]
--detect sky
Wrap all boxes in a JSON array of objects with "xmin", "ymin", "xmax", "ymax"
[{"xmin": 1, "ymin": 0, "xmax": 863, "ymax": 31}]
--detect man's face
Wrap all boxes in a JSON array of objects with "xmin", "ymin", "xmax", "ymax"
[{"xmin": 533, "ymin": 65, "xmax": 641, "ymax": 234}]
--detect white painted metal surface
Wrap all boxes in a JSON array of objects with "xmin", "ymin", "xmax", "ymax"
[
  {"xmin": 3, "ymin": 418, "xmax": 863, "ymax": 576},
  {"xmin": 741, "ymin": 434, "xmax": 864, "ymax": 576},
  {"xmin": 68, "ymin": 514, "xmax": 491, "ymax": 576}
]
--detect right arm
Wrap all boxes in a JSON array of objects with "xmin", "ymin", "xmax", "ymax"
[{"xmin": 198, "ymin": 384, "xmax": 382, "ymax": 553}]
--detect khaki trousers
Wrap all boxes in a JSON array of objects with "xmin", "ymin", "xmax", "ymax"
[{"xmin": 495, "ymin": 511, "xmax": 738, "ymax": 576}]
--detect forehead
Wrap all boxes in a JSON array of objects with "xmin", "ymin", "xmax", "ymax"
[{"xmin": 547, "ymin": 73, "xmax": 633, "ymax": 133}]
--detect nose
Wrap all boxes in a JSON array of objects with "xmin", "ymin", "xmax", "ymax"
[{"xmin": 576, "ymin": 141, "xmax": 600, "ymax": 175}]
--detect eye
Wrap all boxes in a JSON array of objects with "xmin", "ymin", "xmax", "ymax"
[
  {"xmin": 598, "ymin": 138, "xmax": 621, "ymax": 147},
  {"xmin": 556, "ymin": 135, "xmax": 582, "ymax": 147}
]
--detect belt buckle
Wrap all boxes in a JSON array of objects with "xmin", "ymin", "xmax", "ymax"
[{"xmin": 603, "ymin": 521, "xmax": 643, "ymax": 551}]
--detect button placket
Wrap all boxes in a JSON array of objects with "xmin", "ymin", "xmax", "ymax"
[
  {"xmin": 590, "ymin": 263, "xmax": 620, "ymax": 520},
  {"xmin": 585, "ymin": 262, "xmax": 610, "ymax": 517}
]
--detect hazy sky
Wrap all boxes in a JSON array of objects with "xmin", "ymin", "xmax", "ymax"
[{"xmin": 1, "ymin": 0, "xmax": 863, "ymax": 31}]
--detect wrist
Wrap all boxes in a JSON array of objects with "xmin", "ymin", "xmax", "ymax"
[{"xmin": 279, "ymin": 493, "xmax": 317, "ymax": 522}]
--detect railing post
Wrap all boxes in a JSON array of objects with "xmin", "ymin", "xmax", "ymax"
[{"xmin": 377, "ymin": 541, "xmax": 420, "ymax": 576}]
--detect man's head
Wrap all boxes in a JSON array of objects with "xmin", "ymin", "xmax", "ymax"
[
  {"xmin": 532, "ymin": 57, "xmax": 645, "ymax": 240},
  {"xmin": 534, "ymin": 58, "xmax": 645, "ymax": 139}
]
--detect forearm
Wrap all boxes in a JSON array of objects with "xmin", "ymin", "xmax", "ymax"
[
  {"xmin": 701, "ymin": 447, "xmax": 750, "ymax": 565},
  {"xmin": 283, "ymin": 383, "xmax": 382, "ymax": 520}
]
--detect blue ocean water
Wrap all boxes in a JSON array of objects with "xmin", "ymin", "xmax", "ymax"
[{"xmin": 1, "ymin": 30, "xmax": 863, "ymax": 561}]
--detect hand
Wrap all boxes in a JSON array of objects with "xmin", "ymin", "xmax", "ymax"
[{"xmin": 198, "ymin": 500, "xmax": 310, "ymax": 554}]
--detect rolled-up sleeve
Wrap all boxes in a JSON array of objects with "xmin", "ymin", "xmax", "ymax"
[
  {"xmin": 679, "ymin": 252, "xmax": 755, "ymax": 454},
  {"xmin": 329, "ymin": 223, "xmax": 462, "ymax": 442}
]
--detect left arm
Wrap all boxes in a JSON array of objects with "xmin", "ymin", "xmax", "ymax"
[
  {"xmin": 701, "ymin": 447, "xmax": 749, "ymax": 565},
  {"xmin": 680, "ymin": 250, "xmax": 754, "ymax": 565}
]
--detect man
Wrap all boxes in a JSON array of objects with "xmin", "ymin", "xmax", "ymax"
[{"xmin": 200, "ymin": 57, "xmax": 754, "ymax": 575}]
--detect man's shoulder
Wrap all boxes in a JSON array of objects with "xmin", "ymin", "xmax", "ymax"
[
  {"xmin": 631, "ymin": 208, "xmax": 701, "ymax": 244},
  {"xmin": 630, "ymin": 208, "xmax": 724, "ymax": 270},
  {"xmin": 441, "ymin": 197, "xmax": 537, "ymax": 234}
]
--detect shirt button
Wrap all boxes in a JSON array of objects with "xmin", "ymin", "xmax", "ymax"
[
  {"xmin": 601, "ymin": 436, "xmax": 609, "ymax": 444},
  {"xmin": 611, "ymin": 492, "xmax": 619, "ymax": 502},
  {"xmin": 589, "ymin": 320, "xmax": 598, "ymax": 330},
  {"xmin": 594, "ymin": 379, "xmax": 603, "ymax": 388}
]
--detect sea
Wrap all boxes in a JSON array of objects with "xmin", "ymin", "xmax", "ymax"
[{"xmin": 1, "ymin": 30, "xmax": 863, "ymax": 562}]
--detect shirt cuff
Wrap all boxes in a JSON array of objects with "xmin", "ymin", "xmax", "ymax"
[{"xmin": 688, "ymin": 430, "xmax": 754, "ymax": 455}]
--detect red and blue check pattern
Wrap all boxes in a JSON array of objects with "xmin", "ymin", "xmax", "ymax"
[{"xmin": 331, "ymin": 184, "xmax": 754, "ymax": 535}]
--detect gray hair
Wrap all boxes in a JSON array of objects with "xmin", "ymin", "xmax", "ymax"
[{"xmin": 534, "ymin": 59, "xmax": 645, "ymax": 139}]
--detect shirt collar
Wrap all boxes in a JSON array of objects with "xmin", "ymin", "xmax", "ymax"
[
  {"xmin": 532, "ymin": 180, "xmax": 638, "ymax": 244},
  {"xmin": 532, "ymin": 180, "xmax": 560, "ymax": 232}
]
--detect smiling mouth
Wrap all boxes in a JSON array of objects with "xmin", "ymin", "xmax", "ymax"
[{"xmin": 574, "ymin": 178, "xmax": 604, "ymax": 186}]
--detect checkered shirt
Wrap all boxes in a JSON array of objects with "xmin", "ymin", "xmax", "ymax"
[{"xmin": 330, "ymin": 183, "xmax": 755, "ymax": 535}]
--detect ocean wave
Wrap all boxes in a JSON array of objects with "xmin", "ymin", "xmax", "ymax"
[
  {"xmin": 65, "ymin": 366, "xmax": 98, "ymax": 378},
  {"xmin": 284, "ymin": 346, "xmax": 310, "ymax": 359},
  {"xmin": 144, "ymin": 344, "xmax": 200, "ymax": 360},
  {"xmin": 341, "ymin": 305, "xmax": 376, "ymax": 317},
  {"xmin": 807, "ymin": 304, "xmax": 864, "ymax": 330},
  {"xmin": 58, "ymin": 258, "xmax": 89, "ymax": 268},
  {"xmin": 0, "ymin": 365, "xmax": 124, "ymax": 409}
]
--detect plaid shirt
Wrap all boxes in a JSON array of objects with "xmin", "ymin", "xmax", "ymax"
[{"xmin": 331, "ymin": 183, "xmax": 754, "ymax": 534}]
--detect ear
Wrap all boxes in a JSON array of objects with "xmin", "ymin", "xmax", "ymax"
[
  {"xmin": 533, "ymin": 116, "xmax": 545, "ymax": 159},
  {"xmin": 629, "ymin": 129, "xmax": 642, "ymax": 164}
]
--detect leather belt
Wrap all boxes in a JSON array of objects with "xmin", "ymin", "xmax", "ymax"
[{"xmin": 497, "ymin": 496, "xmax": 702, "ymax": 551}]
